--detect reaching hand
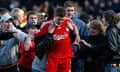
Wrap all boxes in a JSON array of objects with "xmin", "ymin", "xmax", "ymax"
[
  {"xmin": 13, "ymin": 33, "xmax": 19, "ymax": 39},
  {"xmin": 80, "ymin": 40, "xmax": 91, "ymax": 48},
  {"xmin": 0, "ymin": 40, "xmax": 4, "ymax": 46}
]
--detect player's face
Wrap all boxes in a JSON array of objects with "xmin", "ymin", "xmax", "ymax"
[{"xmin": 54, "ymin": 16, "xmax": 64, "ymax": 25}]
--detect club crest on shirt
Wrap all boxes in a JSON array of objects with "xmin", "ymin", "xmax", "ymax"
[{"xmin": 53, "ymin": 32, "xmax": 68, "ymax": 40}]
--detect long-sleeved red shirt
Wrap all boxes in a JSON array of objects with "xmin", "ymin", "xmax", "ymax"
[{"xmin": 34, "ymin": 18, "xmax": 74, "ymax": 58}]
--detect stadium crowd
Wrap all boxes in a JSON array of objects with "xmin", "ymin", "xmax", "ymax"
[{"xmin": 0, "ymin": 0, "xmax": 120, "ymax": 72}]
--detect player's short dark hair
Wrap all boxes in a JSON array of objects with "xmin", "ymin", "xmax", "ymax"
[{"xmin": 55, "ymin": 7, "xmax": 66, "ymax": 17}]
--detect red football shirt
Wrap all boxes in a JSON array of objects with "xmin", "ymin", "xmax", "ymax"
[{"xmin": 34, "ymin": 18, "xmax": 74, "ymax": 58}]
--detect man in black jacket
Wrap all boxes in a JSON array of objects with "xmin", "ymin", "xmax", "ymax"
[{"xmin": 103, "ymin": 10, "xmax": 120, "ymax": 72}]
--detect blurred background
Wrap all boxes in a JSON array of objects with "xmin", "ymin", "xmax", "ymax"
[{"xmin": 0, "ymin": 0, "xmax": 120, "ymax": 19}]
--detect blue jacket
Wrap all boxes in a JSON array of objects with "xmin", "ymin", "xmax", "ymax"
[
  {"xmin": 71, "ymin": 17, "xmax": 89, "ymax": 54},
  {"xmin": 71, "ymin": 17, "xmax": 89, "ymax": 40},
  {"xmin": 0, "ymin": 26, "xmax": 28, "ymax": 66}
]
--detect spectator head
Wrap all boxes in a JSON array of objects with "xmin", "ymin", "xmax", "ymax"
[
  {"xmin": 64, "ymin": 1, "xmax": 76, "ymax": 18},
  {"xmin": 0, "ymin": 13, "xmax": 12, "ymax": 22},
  {"xmin": 89, "ymin": 20, "xmax": 105, "ymax": 35},
  {"xmin": 79, "ymin": 12, "xmax": 90, "ymax": 24},
  {"xmin": 64, "ymin": 1, "xmax": 75, "ymax": 8},
  {"xmin": 0, "ymin": 8, "xmax": 9, "ymax": 17},
  {"xmin": 54, "ymin": 7, "xmax": 65, "ymax": 25},
  {"xmin": 0, "ymin": 13, "xmax": 13, "ymax": 31},
  {"xmin": 117, "ymin": 13, "xmax": 120, "ymax": 20},
  {"xmin": 116, "ymin": 13, "xmax": 120, "ymax": 29},
  {"xmin": 103, "ymin": 10, "xmax": 119, "ymax": 26},
  {"xmin": 27, "ymin": 11, "xmax": 38, "ymax": 25},
  {"xmin": 9, "ymin": 0, "xmax": 20, "ymax": 9},
  {"xmin": 38, "ymin": 12, "xmax": 48, "ymax": 23},
  {"xmin": 25, "ymin": 23, "xmax": 36, "ymax": 33},
  {"xmin": 10, "ymin": 8, "xmax": 24, "ymax": 24}
]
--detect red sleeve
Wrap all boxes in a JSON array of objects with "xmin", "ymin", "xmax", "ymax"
[{"xmin": 34, "ymin": 24, "xmax": 49, "ymax": 38}]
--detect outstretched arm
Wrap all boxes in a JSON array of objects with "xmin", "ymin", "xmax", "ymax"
[{"xmin": 0, "ymin": 32, "xmax": 15, "ymax": 40}]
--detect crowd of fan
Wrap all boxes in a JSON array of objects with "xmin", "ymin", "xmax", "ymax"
[
  {"xmin": 0, "ymin": 0, "xmax": 120, "ymax": 19},
  {"xmin": 0, "ymin": 0, "xmax": 120, "ymax": 72}
]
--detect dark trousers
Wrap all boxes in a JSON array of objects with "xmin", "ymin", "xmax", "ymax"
[
  {"xmin": 71, "ymin": 45, "xmax": 85, "ymax": 72},
  {"xmin": 0, "ymin": 65, "xmax": 18, "ymax": 72},
  {"xmin": 84, "ymin": 59, "xmax": 105, "ymax": 72},
  {"xmin": 19, "ymin": 65, "xmax": 31, "ymax": 72}
]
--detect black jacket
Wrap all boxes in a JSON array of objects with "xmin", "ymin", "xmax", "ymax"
[
  {"xmin": 79, "ymin": 34, "xmax": 112, "ymax": 61},
  {"xmin": 106, "ymin": 25, "xmax": 120, "ymax": 62},
  {"xmin": 0, "ymin": 31, "xmax": 15, "ymax": 40}
]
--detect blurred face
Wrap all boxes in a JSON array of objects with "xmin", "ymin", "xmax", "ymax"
[
  {"xmin": 1, "ymin": 19, "xmax": 13, "ymax": 31},
  {"xmin": 117, "ymin": 13, "xmax": 120, "ymax": 20},
  {"xmin": 54, "ymin": 16, "xmax": 64, "ymax": 26},
  {"xmin": 89, "ymin": 27, "xmax": 99, "ymax": 36},
  {"xmin": 65, "ymin": 7, "xmax": 75, "ymax": 18},
  {"xmin": 102, "ymin": 16, "xmax": 108, "ymax": 27},
  {"xmin": 28, "ymin": 14, "xmax": 38, "ymax": 25},
  {"xmin": 27, "ymin": 28, "xmax": 36, "ymax": 34},
  {"xmin": 17, "ymin": 12, "xmax": 24, "ymax": 23},
  {"xmin": 38, "ymin": 13, "xmax": 47, "ymax": 22}
]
